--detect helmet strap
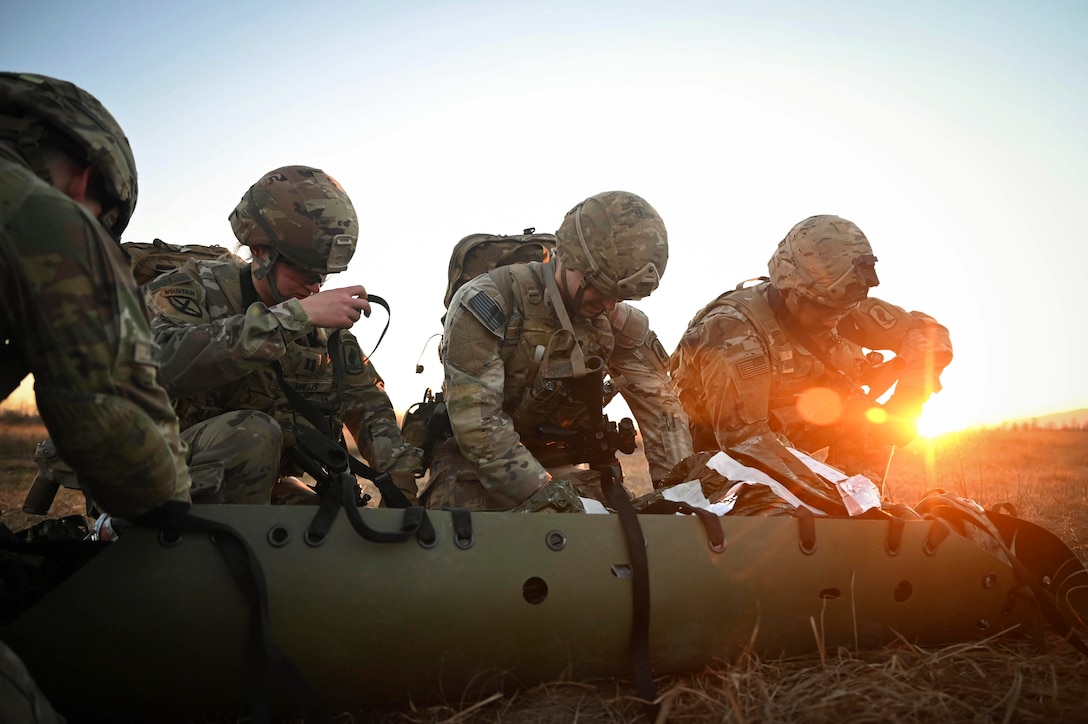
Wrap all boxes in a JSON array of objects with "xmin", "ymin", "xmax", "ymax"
[
  {"xmin": 573, "ymin": 204, "xmax": 602, "ymax": 276},
  {"xmin": 263, "ymin": 266, "xmax": 291, "ymax": 305},
  {"xmin": 556, "ymin": 260, "xmax": 590, "ymax": 319},
  {"xmin": 250, "ymin": 249, "xmax": 290, "ymax": 304}
]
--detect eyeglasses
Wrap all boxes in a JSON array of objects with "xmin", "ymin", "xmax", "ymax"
[
  {"xmin": 800, "ymin": 295, "xmax": 859, "ymax": 320},
  {"xmin": 278, "ymin": 258, "xmax": 326, "ymax": 286}
]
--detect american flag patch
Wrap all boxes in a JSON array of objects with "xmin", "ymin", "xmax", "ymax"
[
  {"xmin": 466, "ymin": 291, "xmax": 506, "ymax": 332},
  {"xmin": 737, "ymin": 355, "xmax": 769, "ymax": 379}
]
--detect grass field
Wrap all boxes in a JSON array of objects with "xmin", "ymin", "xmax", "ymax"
[{"xmin": 2, "ymin": 413, "xmax": 1087, "ymax": 722}]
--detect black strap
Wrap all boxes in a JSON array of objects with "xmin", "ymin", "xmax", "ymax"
[
  {"xmin": 292, "ymin": 425, "xmax": 435, "ymax": 545},
  {"xmin": 134, "ymin": 502, "xmax": 325, "ymax": 723},
  {"xmin": 637, "ymin": 499, "xmax": 726, "ymax": 552},
  {"xmin": 361, "ymin": 293, "xmax": 390, "ymax": 358},
  {"xmin": 600, "ymin": 465, "xmax": 657, "ymax": 715}
]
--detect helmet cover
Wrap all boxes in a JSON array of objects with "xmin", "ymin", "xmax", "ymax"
[
  {"xmin": 555, "ymin": 190, "xmax": 667, "ymax": 300},
  {"xmin": 768, "ymin": 214, "xmax": 879, "ymax": 308}
]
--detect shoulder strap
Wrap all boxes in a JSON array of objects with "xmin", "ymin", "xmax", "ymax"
[{"xmin": 765, "ymin": 286, "xmax": 869, "ymax": 398}]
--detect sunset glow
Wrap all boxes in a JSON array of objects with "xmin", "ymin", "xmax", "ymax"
[{"xmin": 1, "ymin": 0, "xmax": 1084, "ymax": 437}]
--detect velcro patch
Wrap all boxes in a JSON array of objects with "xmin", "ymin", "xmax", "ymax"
[
  {"xmin": 465, "ymin": 290, "xmax": 506, "ymax": 333},
  {"xmin": 161, "ymin": 287, "xmax": 203, "ymax": 317},
  {"xmin": 867, "ymin": 301, "xmax": 898, "ymax": 330},
  {"xmin": 340, "ymin": 336, "xmax": 368, "ymax": 375},
  {"xmin": 737, "ymin": 353, "xmax": 770, "ymax": 379}
]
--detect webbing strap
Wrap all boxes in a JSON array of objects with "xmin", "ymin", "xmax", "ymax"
[
  {"xmin": 292, "ymin": 426, "xmax": 435, "ymax": 545},
  {"xmin": 601, "ymin": 465, "xmax": 657, "ymax": 714},
  {"xmin": 542, "ymin": 260, "xmax": 587, "ymax": 379},
  {"xmin": 360, "ymin": 293, "xmax": 391, "ymax": 358},
  {"xmin": 636, "ymin": 499, "xmax": 726, "ymax": 552},
  {"xmin": 766, "ymin": 286, "xmax": 869, "ymax": 399},
  {"xmin": 134, "ymin": 502, "xmax": 325, "ymax": 723},
  {"xmin": 274, "ymin": 367, "xmax": 415, "ymax": 510}
]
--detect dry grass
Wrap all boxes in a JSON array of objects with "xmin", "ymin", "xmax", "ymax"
[
  {"xmin": 362, "ymin": 634, "xmax": 1088, "ymax": 723},
  {"xmin": 2, "ymin": 419, "xmax": 1088, "ymax": 722}
]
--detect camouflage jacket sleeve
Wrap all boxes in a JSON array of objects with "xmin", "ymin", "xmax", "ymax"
[
  {"xmin": 441, "ymin": 277, "xmax": 549, "ymax": 508},
  {"xmin": 145, "ymin": 262, "xmax": 312, "ymax": 397},
  {"xmin": 338, "ymin": 333, "xmax": 421, "ymax": 475},
  {"xmin": 670, "ymin": 306, "xmax": 777, "ymax": 451},
  {"xmin": 607, "ymin": 304, "xmax": 693, "ymax": 483},
  {"xmin": 0, "ymin": 166, "xmax": 192, "ymax": 519},
  {"xmin": 837, "ymin": 297, "xmax": 953, "ymax": 402}
]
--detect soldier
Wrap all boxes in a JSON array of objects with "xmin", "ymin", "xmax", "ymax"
[
  {"xmin": 0, "ymin": 72, "xmax": 192, "ymax": 519},
  {"xmin": 421, "ymin": 190, "xmax": 693, "ymax": 512},
  {"xmin": 670, "ymin": 214, "xmax": 952, "ymax": 479},
  {"xmin": 1, "ymin": 71, "xmax": 193, "ymax": 723},
  {"xmin": 145, "ymin": 165, "xmax": 422, "ymax": 505}
]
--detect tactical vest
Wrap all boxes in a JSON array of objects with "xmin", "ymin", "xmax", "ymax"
[
  {"xmin": 486, "ymin": 261, "xmax": 615, "ymax": 443},
  {"xmin": 692, "ymin": 282, "xmax": 866, "ymax": 443},
  {"xmin": 165, "ymin": 260, "xmax": 366, "ymax": 450}
]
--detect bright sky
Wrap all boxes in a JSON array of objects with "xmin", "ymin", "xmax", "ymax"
[{"xmin": 3, "ymin": 0, "xmax": 1086, "ymax": 435}]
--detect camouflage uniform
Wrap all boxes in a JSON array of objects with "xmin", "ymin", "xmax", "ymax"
[
  {"xmin": 422, "ymin": 191, "xmax": 693, "ymax": 511},
  {"xmin": 146, "ymin": 257, "xmax": 418, "ymax": 502},
  {"xmin": 0, "ymin": 73, "xmax": 192, "ymax": 521},
  {"xmin": 671, "ymin": 215, "xmax": 952, "ymax": 476},
  {"xmin": 1, "ymin": 70, "xmax": 186, "ymax": 724}
]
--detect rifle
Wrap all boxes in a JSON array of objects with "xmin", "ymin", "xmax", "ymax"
[
  {"xmin": 23, "ymin": 438, "xmax": 88, "ymax": 516},
  {"xmin": 529, "ymin": 356, "xmax": 637, "ymax": 472}
]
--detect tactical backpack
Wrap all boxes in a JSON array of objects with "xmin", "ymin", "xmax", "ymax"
[
  {"xmin": 443, "ymin": 229, "xmax": 556, "ymax": 309},
  {"xmin": 123, "ymin": 238, "xmax": 241, "ymax": 286}
]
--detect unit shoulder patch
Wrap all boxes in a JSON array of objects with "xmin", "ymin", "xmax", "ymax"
[{"xmin": 866, "ymin": 300, "xmax": 899, "ymax": 330}]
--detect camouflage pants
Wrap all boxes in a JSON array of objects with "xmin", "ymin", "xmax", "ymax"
[
  {"xmin": 0, "ymin": 638, "xmax": 65, "ymax": 723},
  {"xmin": 419, "ymin": 437, "xmax": 610, "ymax": 511},
  {"xmin": 182, "ymin": 410, "xmax": 281, "ymax": 505}
]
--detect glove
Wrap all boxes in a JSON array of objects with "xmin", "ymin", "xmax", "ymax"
[
  {"xmin": 90, "ymin": 514, "xmax": 129, "ymax": 541},
  {"xmin": 512, "ymin": 478, "xmax": 586, "ymax": 513}
]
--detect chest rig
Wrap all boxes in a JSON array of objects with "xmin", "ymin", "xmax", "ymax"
[
  {"xmin": 706, "ymin": 283, "xmax": 865, "ymax": 438},
  {"xmin": 173, "ymin": 264, "xmax": 352, "ymax": 449},
  {"xmin": 487, "ymin": 261, "xmax": 614, "ymax": 443}
]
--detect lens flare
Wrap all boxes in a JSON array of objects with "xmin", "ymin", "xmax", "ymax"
[
  {"xmin": 796, "ymin": 387, "xmax": 843, "ymax": 425},
  {"xmin": 865, "ymin": 406, "xmax": 888, "ymax": 425}
]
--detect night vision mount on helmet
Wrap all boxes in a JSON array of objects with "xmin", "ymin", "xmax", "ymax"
[{"xmin": 768, "ymin": 214, "xmax": 879, "ymax": 309}]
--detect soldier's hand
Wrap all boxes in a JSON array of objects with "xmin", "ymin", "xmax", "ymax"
[
  {"xmin": 512, "ymin": 478, "xmax": 586, "ymax": 513},
  {"xmin": 298, "ymin": 285, "xmax": 372, "ymax": 329}
]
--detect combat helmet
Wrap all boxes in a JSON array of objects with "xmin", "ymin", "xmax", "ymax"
[
  {"xmin": 555, "ymin": 191, "xmax": 668, "ymax": 300},
  {"xmin": 768, "ymin": 215, "xmax": 880, "ymax": 308},
  {"xmin": 229, "ymin": 165, "xmax": 357, "ymax": 277},
  {"xmin": 0, "ymin": 72, "xmax": 138, "ymax": 237}
]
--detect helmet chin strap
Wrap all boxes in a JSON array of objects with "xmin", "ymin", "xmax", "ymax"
[
  {"xmin": 252, "ymin": 251, "xmax": 291, "ymax": 305},
  {"xmin": 557, "ymin": 261, "xmax": 590, "ymax": 318}
]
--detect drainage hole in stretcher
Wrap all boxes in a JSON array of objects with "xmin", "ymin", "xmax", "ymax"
[
  {"xmin": 523, "ymin": 577, "xmax": 548, "ymax": 605},
  {"xmin": 267, "ymin": 526, "xmax": 290, "ymax": 547},
  {"xmin": 819, "ymin": 588, "xmax": 841, "ymax": 600},
  {"xmin": 893, "ymin": 581, "xmax": 913, "ymax": 603}
]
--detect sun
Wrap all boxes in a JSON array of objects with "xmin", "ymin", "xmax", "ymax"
[{"xmin": 915, "ymin": 400, "xmax": 970, "ymax": 438}]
